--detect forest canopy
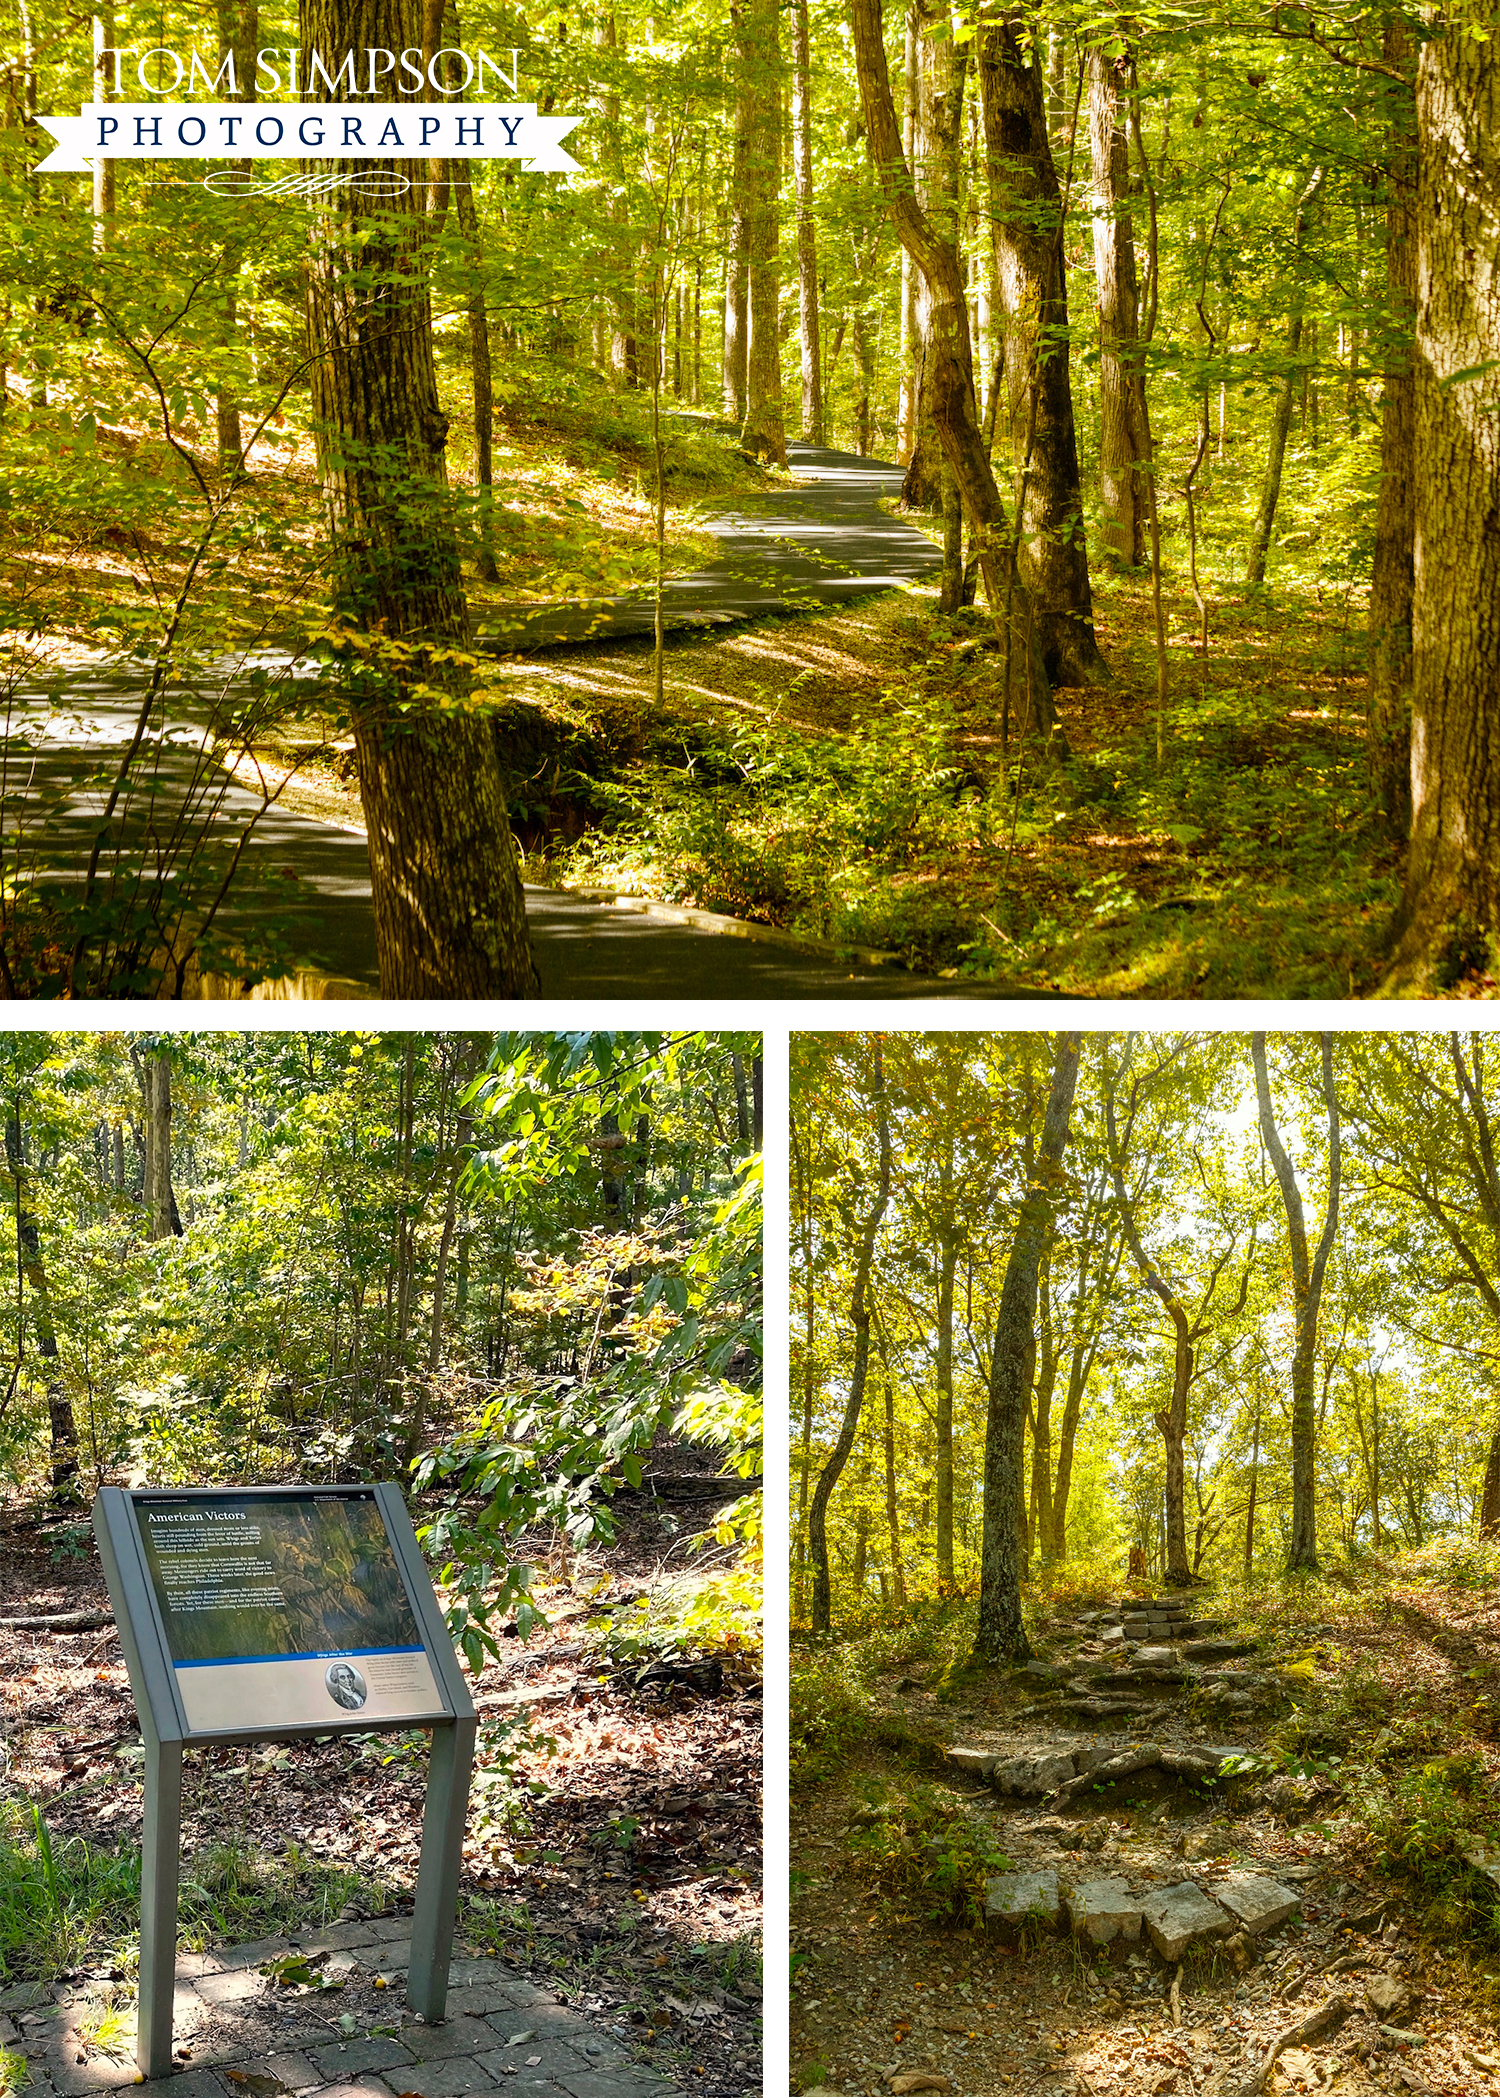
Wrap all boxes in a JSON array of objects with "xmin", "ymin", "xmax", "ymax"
[{"xmin": 792, "ymin": 1029, "xmax": 1500, "ymax": 1630}]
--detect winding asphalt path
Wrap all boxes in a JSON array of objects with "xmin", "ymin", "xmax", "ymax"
[{"xmin": 7, "ymin": 444, "xmax": 1020, "ymax": 1001}]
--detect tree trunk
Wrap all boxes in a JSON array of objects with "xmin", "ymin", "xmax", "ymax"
[
  {"xmin": 723, "ymin": 118, "xmax": 750, "ymax": 424},
  {"xmin": 974, "ymin": 1032, "xmax": 1080, "ymax": 1664},
  {"xmin": 1386, "ymin": 20, "xmax": 1500, "ymax": 988},
  {"xmin": 1244, "ymin": 1395, "xmax": 1260, "ymax": 1580},
  {"xmin": 213, "ymin": 0, "xmax": 257, "ymax": 474},
  {"xmin": 1480, "ymin": 1424, "xmax": 1500, "ymax": 1537},
  {"xmin": 301, "ymin": 0, "xmax": 533, "ymax": 997},
  {"xmin": 934, "ymin": 1223, "xmax": 958, "ymax": 1590},
  {"xmin": 792, "ymin": 1106, "xmax": 817, "ymax": 1620},
  {"xmin": 737, "ymin": 0, "xmax": 786, "ymax": 463},
  {"xmin": 92, "ymin": 5, "xmax": 116, "ymax": 245},
  {"xmin": 5, "ymin": 1112, "xmax": 77, "ymax": 1500},
  {"xmin": 1087, "ymin": 37, "xmax": 1143, "ymax": 567},
  {"xmin": 809, "ymin": 1046, "xmax": 892, "ymax": 1632},
  {"xmin": 1245, "ymin": 167, "xmax": 1324, "ymax": 586},
  {"xmin": 1251, "ymin": 1032, "xmax": 1342, "ymax": 1574},
  {"xmin": 882, "ymin": 1352, "xmax": 908, "ymax": 1609},
  {"xmin": 850, "ymin": 0, "xmax": 1064, "ymax": 745},
  {"xmin": 1368, "ymin": 18, "xmax": 1417, "ymax": 837},
  {"xmin": 144, "ymin": 1051, "xmax": 176, "ymax": 1242},
  {"xmin": 980, "ymin": 14, "xmax": 1107, "ymax": 687},
  {"xmin": 791, "ymin": 0, "xmax": 823, "ymax": 444},
  {"xmin": 456, "ymin": 175, "xmax": 500, "ymax": 584}
]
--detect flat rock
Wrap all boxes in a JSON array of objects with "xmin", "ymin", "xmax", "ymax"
[
  {"xmin": 993, "ymin": 1750, "xmax": 1076, "ymax": 1796},
  {"xmin": 1133, "ymin": 1645, "xmax": 1183, "ymax": 1667},
  {"xmin": 1065, "ymin": 1876, "xmax": 1144, "ymax": 1947},
  {"xmin": 1182, "ymin": 1638, "xmax": 1258, "ymax": 1661},
  {"xmin": 984, "ymin": 1868, "xmax": 1062, "ymax": 1938},
  {"xmin": 948, "ymin": 1747, "xmax": 1000, "ymax": 1780},
  {"xmin": 1214, "ymin": 1872, "xmax": 1300, "ymax": 1936},
  {"xmin": 1139, "ymin": 1881, "xmax": 1235, "ymax": 1961},
  {"xmin": 1366, "ymin": 1973, "xmax": 1412, "ymax": 2018}
]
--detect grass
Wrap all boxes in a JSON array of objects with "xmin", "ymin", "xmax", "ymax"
[{"xmin": 0, "ymin": 1802, "xmax": 396, "ymax": 1985}]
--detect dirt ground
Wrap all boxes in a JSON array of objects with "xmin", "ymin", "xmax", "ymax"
[
  {"xmin": 0, "ymin": 1473, "xmax": 761, "ymax": 2098},
  {"xmin": 790, "ymin": 1586, "xmax": 1500, "ymax": 2098}
]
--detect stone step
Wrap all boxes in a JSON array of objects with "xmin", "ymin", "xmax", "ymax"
[
  {"xmin": 984, "ymin": 1865, "xmax": 1300, "ymax": 1960},
  {"xmin": 1182, "ymin": 1637, "xmax": 1258, "ymax": 1661}
]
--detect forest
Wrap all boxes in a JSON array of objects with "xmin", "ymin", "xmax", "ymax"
[
  {"xmin": 0, "ymin": 1028, "xmax": 763, "ymax": 2095},
  {"xmin": 1, "ymin": 0, "xmax": 1493, "ymax": 996},
  {"xmin": 790, "ymin": 1030, "xmax": 1500, "ymax": 2097}
]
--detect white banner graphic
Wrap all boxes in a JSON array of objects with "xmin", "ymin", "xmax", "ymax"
[{"xmin": 35, "ymin": 101, "xmax": 582, "ymax": 173}]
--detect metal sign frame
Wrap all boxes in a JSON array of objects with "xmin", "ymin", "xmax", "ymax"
[{"xmin": 93, "ymin": 1483, "xmax": 478, "ymax": 2079}]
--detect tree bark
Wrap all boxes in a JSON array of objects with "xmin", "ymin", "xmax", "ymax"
[
  {"xmin": 1245, "ymin": 167, "xmax": 1324, "ymax": 586},
  {"xmin": 1087, "ymin": 36, "xmax": 1143, "ymax": 567},
  {"xmin": 974, "ymin": 1032, "xmax": 1080, "ymax": 1664},
  {"xmin": 301, "ymin": 0, "xmax": 533, "ymax": 997},
  {"xmin": 809, "ymin": 1045, "xmax": 892, "ymax": 1633},
  {"xmin": 737, "ymin": 0, "xmax": 786, "ymax": 463},
  {"xmin": 1251, "ymin": 1032, "xmax": 1342, "ymax": 1575},
  {"xmin": 980, "ymin": 14, "xmax": 1107, "ymax": 686},
  {"xmin": 1386, "ymin": 20, "xmax": 1500, "ymax": 988},
  {"xmin": 791, "ymin": 0, "xmax": 823, "ymax": 444},
  {"xmin": 850, "ymin": 0, "xmax": 1064, "ymax": 744}
]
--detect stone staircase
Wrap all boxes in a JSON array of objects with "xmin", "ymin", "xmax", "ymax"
[{"xmin": 941, "ymin": 1593, "xmax": 1304, "ymax": 1968}]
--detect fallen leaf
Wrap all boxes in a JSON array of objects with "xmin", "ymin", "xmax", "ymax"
[{"xmin": 889, "ymin": 2077, "xmax": 952, "ymax": 2096}]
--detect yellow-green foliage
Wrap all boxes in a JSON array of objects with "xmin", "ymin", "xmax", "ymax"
[{"xmin": 846, "ymin": 1779, "xmax": 1011, "ymax": 1930}]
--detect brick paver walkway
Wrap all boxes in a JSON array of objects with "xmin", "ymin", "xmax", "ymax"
[{"xmin": 0, "ymin": 1918, "xmax": 679, "ymax": 2098}]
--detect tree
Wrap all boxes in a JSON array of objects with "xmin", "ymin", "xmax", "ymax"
[
  {"xmin": 849, "ymin": 0, "xmax": 1064, "ymax": 743},
  {"xmin": 1251, "ymin": 1032, "xmax": 1342, "ymax": 1574},
  {"xmin": 1087, "ymin": 31, "xmax": 1144, "ymax": 569},
  {"xmin": 1367, "ymin": 17, "xmax": 1417, "ymax": 838},
  {"xmin": 973, "ymin": 1029, "xmax": 1079, "ymax": 1664},
  {"xmin": 1386, "ymin": 17, "xmax": 1500, "ymax": 989},
  {"xmin": 790, "ymin": 0, "xmax": 824, "ymax": 445},
  {"xmin": 808, "ymin": 1040, "xmax": 891, "ymax": 1632},
  {"xmin": 1105, "ymin": 1035, "xmax": 1255, "ymax": 1586},
  {"xmin": 300, "ymin": 0, "xmax": 534, "ymax": 997},
  {"xmin": 1245, "ymin": 166, "xmax": 1325, "ymax": 588},
  {"xmin": 735, "ymin": 0, "xmax": 786, "ymax": 463},
  {"xmin": 981, "ymin": 13, "xmax": 1107, "ymax": 686}
]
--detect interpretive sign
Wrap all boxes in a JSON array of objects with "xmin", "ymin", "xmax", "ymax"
[
  {"xmin": 93, "ymin": 1484, "xmax": 477, "ymax": 2077},
  {"xmin": 131, "ymin": 1489, "xmax": 447, "ymax": 1733}
]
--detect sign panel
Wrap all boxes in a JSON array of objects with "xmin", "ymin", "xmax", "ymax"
[{"xmin": 132, "ymin": 1488, "xmax": 447, "ymax": 1733}]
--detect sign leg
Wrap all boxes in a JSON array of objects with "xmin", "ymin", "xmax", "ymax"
[
  {"xmin": 138, "ymin": 1738, "xmax": 182, "ymax": 2079},
  {"xmin": 406, "ymin": 1717, "xmax": 477, "ymax": 2023}
]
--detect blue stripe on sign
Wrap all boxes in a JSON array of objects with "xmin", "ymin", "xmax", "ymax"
[{"xmin": 173, "ymin": 1645, "xmax": 425, "ymax": 1669}]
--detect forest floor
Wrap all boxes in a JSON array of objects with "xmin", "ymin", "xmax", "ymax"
[
  {"xmin": 0, "ymin": 1470, "xmax": 761, "ymax": 2098},
  {"xmin": 790, "ymin": 1553, "xmax": 1500, "ymax": 2096}
]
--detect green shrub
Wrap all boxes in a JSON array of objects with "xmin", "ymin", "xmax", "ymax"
[{"xmin": 847, "ymin": 1780, "xmax": 1011, "ymax": 1930}]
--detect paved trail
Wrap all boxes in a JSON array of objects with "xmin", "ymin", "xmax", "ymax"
[{"xmin": 9, "ymin": 445, "xmax": 1023, "ymax": 1000}]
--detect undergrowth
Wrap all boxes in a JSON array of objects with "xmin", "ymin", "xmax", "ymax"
[
  {"xmin": 541, "ymin": 568, "xmax": 1413, "ymax": 997},
  {"xmin": 0, "ymin": 1801, "xmax": 394, "ymax": 1983},
  {"xmin": 846, "ymin": 1779, "xmax": 1012, "ymax": 1930}
]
